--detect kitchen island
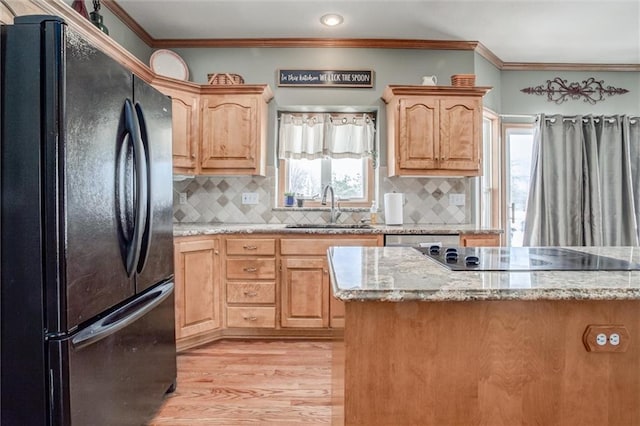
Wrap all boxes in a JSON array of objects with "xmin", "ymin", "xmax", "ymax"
[{"xmin": 328, "ymin": 246, "xmax": 640, "ymax": 426}]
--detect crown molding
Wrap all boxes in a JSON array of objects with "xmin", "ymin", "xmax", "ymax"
[
  {"xmin": 502, "ymin": 62, "xmax": 640, "ymax": 72},
  {"xmin": 102, "ymin": 0, "xmax": 154, "ymax": 46},
  {"xmin": 25, "ymin": 0, "xmax": 155, "ymax": 81},
  {"xmin": 153, "ymin": 37, "xmax": 480, "ymax": 51},
  {"xmin": 105, "ymin": 0, "xmax": 638, "ymax": 72},
  {"xmin": 474, "ymin": 42, "xmax": 504, "ymax": 69}
]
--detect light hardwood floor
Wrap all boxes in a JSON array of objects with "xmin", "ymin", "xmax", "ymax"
[{"xmin": 149, "ymin": 340, "xmax": 334, "ymax": 425}]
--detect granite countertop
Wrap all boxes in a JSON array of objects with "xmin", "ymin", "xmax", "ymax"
[
  {"xmin": 328, "ymin": 246, "xmax": 640, "ymax": 302},
  {"xmin": 173, "ymin": 223, "xmax": 502, "ymax": 237}
]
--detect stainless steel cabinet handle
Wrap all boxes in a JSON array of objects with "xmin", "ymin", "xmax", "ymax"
[
  {"xmin": 243, "ymin": 267, "xmax": 257, "ymax": 272},
  {"xmin": 511, "ymin": 203, "xmax": 515, "ymax": 224},
  {"xmin": 243, "ymin": 245, "xmax": 257, "ymax": 250}
]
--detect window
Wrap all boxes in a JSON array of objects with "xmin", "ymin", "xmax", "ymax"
[
  {"xmin": 503, "ymin": 124, "xmax": 535, "ymax": 246},
  {"xmin": 277, "ymin": 111, "xmax": 376, "ymax": 207},
  {"xmin": 478, "ymin": 110, "xmax": 500, "ymax": 229}
]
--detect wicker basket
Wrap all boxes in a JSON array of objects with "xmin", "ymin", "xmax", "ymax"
[
  {"xmin": 207, "ymin": 73, "xmax": 244, "ymax": 85},
  {"xmin": 450, "ymin": 74, "xmax": 476, "ymax": 87}
]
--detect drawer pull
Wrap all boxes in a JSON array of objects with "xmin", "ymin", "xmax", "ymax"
[
  {"xmin": 243, "ymin": 316, "xmax": 258, "ymax": 321},
  {"xmin": 244, "ymin": 291, "xmax": 258, "ymax": 297},
  {"xmin": 243, "ymin": 245, "xmax": 258, "ymax": 250},
  {"xmin": 243, "ymin": 267, "xmax": 257, "ymax": 273}
]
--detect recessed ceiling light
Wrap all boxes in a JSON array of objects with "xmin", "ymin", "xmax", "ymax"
[{"xmin": 320, "ymin": 13, "xmax": 344, "ymax": 27}]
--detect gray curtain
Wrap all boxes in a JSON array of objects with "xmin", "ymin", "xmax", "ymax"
[{"xmin": 523, "ymin": 114, "xmax": 640, "ymax": 246}]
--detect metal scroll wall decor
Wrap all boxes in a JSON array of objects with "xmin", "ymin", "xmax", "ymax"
[{"xmin": 521, "ymin": 77, "xmax": 628, "ymax": 104}]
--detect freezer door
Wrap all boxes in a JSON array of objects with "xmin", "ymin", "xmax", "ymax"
[
  {"xmin": 132, "ymin": 76, "xmax": 174, "ymax": 292},
  {"xmin": 61, "ymin": 27, "xmax": 136, "ymax": 330},
  {"xmin": 49, "ymin": 281, "xmax": 177, "ymax": 426}
]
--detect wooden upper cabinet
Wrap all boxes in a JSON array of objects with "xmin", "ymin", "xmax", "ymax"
[
  {"xmin": 200, "ymin": 85, "xmax": 273, "ymax": 176},
  {"xmin": 398, "ymin": 97, "xmax": 439, "ymax": 170},
  {"xmin": 152, "ymin": 77, "xmax": 200, "ymax": 174},
  {"xmin": 170, "ymin": 92, "xmax": 199, "ymax": 173},
  {"xmin": 383, "ymin": 85, "xmax": 490, "ymax": 177},
  {"xmin": 152, "ymin": 80, "xmax": 273, "ymax": 176},
  {"xmin": 439, "ymin": 97, "xmax": 482, "ymax": 171}
]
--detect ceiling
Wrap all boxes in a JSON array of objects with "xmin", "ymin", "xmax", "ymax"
[{"xmin": 114, "ymin": 0, "xmax": 640, "ymax": 65}]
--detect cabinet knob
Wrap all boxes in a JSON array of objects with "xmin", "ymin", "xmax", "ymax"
[
  {"xmin": 243, "ymin": 245, "xmax": 258, "ymax": 250},
  {"xmin": 243, "ymin": 267, "xmax": 257, "ymax": 273},
  {"xmin": 214, "ymin": 250, "xmax": 219, "ymax": 255},
  {"xmin": 324, "ymin": 269, "xmax": 328, "ymax": 274},
  {"xmin": 244, "ymin": 291, "xmax": 258, "ymax": 297}
]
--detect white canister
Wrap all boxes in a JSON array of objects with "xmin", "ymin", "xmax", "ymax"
[
  {"xmin": 384, "ymin": 193, "xmax": 404, "ymax": 225},
  {"xmin": 421, "ymin": 75, "xmax": 437, "ymax": 86}
]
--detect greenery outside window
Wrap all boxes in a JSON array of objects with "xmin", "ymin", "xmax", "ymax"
[{"xmin": 277, "ymin": 111, "xmax": 376, "ymax": 207}]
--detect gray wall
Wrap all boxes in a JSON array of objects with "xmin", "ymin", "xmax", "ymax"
[
  {"xmin": 474, "ymin": 53, "xmax": 502, "ymax": 113},
  {"xmin": 174, "ymin": 47, "xmax": 474, "ymax": 167},
  {"xmin": 501, "ymin": 70, "xmax": 640, "ymax": 115}
]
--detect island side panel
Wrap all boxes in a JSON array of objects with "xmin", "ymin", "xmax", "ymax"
[{"xmin": 343, "ymin": 300, "xmax": 640, "ymax": 426}]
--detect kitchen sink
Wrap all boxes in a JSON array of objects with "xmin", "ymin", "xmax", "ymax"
[{"xmin": 285, "ymin": 223, "xmax": 373, "ymax": 229}]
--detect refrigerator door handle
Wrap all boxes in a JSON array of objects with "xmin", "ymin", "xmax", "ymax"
[
  {"xmin": 71, "ymin": 280, "xmax": 174, "ymax": 350},
  {"xmin": 134, "ymin": 103, "xmax": 152, "ymax": 274},
  {"xmin": 123, "ymin": 99, "xmax": 148, "ymax": 277}
]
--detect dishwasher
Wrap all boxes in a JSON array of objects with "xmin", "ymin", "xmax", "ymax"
[{"xmin": 383, "ymin": 234, "xmax": 460, "ymax": 247}]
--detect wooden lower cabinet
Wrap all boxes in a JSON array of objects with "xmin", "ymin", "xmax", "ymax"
[
  {"xmin": 280, "ymin": 236, "xmax": 382, "ymax": 329},
  {"xmin": 224, "ymin": 237, "xmax": 277, "ymax": 329},
  {"xmin": 281, "ymin": 257, "xmax": 329, "ymax": 328},
  {"xmin": 173, "ymin": 237, "xmax": 222, "ymax": 342},
  {"xmin": 460, "ymin": 233, "xmax": 501, "ymax": 247}
]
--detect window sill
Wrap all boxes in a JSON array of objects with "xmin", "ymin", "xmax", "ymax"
[{"xmin": 272, "ymin": 207, "xmax": 368, "ymax": 212}]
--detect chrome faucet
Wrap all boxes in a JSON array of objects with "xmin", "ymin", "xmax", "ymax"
[{"xmin": 321, "ymin": 184, "xmax": 341, "ymax": 223}]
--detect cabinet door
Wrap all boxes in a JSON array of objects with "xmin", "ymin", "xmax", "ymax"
[
  {"xmin": 398, "ymin": 97, "xmax": 439, "ymax": 170},
  {"xmin": 281, "ymin": 257, "xmax": 329, "ymax": 328},
  {"xmin": 174, "ymin": 238, "xmax": 221, "ymax": 339},
  {"xmin": 439, "ymin": 97, "xmax": 481, "ymax": 171},
  {"xmin": 170, "ymin": 91, "xmax": 199, "ymax": 172},
  {"xmin": 329, "ymin": 295, "xmax": 345, "ymax": 328},
  {"xmin": 200, "ymin": 95, "xmax": 258, "ymax": 172}
]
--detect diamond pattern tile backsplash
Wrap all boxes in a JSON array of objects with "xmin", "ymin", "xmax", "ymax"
[{"xmin": 173, "ymin": 167, "xmax": 471, "ymax": 224}]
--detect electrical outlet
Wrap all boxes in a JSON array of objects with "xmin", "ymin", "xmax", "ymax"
[
  {"xmin": 179, "ymin": 193, "xmax": 187, "ymax": 205},
  {"xmin": 242, "ymin": 192, "xmax": 259, "ymax": 205},
  {"xmin": 609, "ymin": 333, "xmax": 620, "ymax": 346},
  {"xmin": 449, "ymin": 193, "xmax": 465, "ymax": 206},
  {"xmin": 583, "ymin": 325, "xmax": 630, "ymax": 353}
]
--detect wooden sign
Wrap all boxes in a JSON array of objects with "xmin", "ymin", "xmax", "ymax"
[{"xmin": 277, "ymin": 69, "xmax": 374, "ymax": 88}]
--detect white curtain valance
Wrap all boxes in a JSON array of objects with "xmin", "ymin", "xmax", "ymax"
[{"xmin": 278, "ymin": 112, "xmax": 375, "ymax": 160}]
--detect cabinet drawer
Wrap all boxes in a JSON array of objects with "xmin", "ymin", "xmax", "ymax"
[
  {"xmin": 280, "ymin": 237, "xmax": 380, "ymax": 256},
  {"xmin": 226, "ymin": 258, "xmax": 276, "ymax": 279},
  {"xmin": 227, "ymin": 282, "xmax": 275, "ymax": 304},
  {"xmin": 460, "ymin": 234, "xmax": 501, "ymax": 247},
  {"xmin": 226, "ymin": 238, "xmax": 276, "ymax": 255},
  {"xmin": 226, "ymin": 306, "xmax": 276, "ymax": 328}
]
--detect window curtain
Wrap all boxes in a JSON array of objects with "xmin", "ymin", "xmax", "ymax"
[
  {"xmin": 523, "ymin": 114, "xmax": 640, "ymax": 246},
  {"xmin": 278, "ymin": 113, "xmax": 326, "ymax": 160},
  {"xmin": 278, "ymin": 112, "xmax": 375, "ymax": 160}
]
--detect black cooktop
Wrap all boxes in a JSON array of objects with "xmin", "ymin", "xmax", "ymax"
[{"xmin": 414, "ymin": 246, "xmax": 640, "ymax": 271}]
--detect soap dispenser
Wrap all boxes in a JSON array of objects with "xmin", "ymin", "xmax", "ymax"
[{"xmin": 370, "ymin": 201, "xmax": 378, "ymax": 225}]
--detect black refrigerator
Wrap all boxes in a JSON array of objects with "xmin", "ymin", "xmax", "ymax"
[{"xmin": 1, "ymin": 15, "xmax": 176, "ymax": 425}]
